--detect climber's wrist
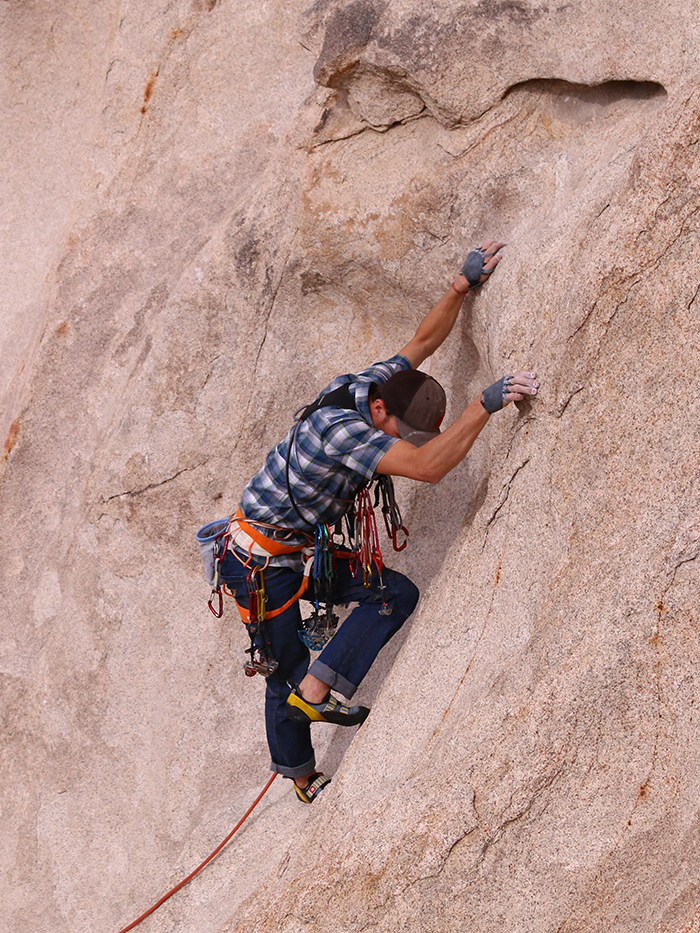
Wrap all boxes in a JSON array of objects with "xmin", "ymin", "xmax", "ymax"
[
  {"xmin": 481, "ymin": 376, "xmax": 512, "ymax": 413},
  {"xmin": 451, "ymin": 274, "xmax": 469, "ymax": 295}
]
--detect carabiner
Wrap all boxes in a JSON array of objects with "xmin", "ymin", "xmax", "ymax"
[
  {"xmin": 208, "ymin": 587, "xmax": 224, "ymax": 618},
  {"xmin": 391, "ymin": 524, "xmax": 409, "ymax": 552}
]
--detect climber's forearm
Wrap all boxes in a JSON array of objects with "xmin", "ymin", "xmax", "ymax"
[
  {"xmin": 375, "ymin": 397, "xmax": 490, "ymax": 484},
  {"xmin": 397, "ymin": 239, "xmax": 506, "ymax": 369},
  {"xmin": 399, "ymin": 276, "xmax": 470, "ymax": 368}
]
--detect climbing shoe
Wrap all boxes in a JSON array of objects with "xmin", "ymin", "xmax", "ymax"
[
  {"xmin": 294, "ymin": 771, "xmax": 331, "ymax": 804},
  {"xmin": 286, "ymin": 686, "xmax": 370, "ymax": 726}
]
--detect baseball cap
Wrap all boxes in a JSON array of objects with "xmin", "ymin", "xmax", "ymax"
[{"xmin": 379, "ymin": 369, "xmax": 446, "ymax": 447}]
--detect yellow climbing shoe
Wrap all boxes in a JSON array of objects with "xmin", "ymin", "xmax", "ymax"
[
  {"xmin": 286, "ymin": 686, "xmax": 370, "ymax": 726},
  {"xmin": 294, "ymin": 772, "xmax": 331, "ymax": 804}
]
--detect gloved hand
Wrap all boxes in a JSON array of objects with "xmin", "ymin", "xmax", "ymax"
[
  {"xmin": 481, "ymin": 372, "xmax": 539, "ymax": 413},
  {"xmin": 461, "ymin": 249, "xmax": 488, "ymax": 287},
  {"xmin": 459, "ymin": 239, "xmax": 506, "ymax": 287}
]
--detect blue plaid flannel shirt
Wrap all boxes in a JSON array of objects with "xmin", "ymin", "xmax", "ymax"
[{"xmin": 238, "ymin": 355, "xmax": 411, "ymax": 569}]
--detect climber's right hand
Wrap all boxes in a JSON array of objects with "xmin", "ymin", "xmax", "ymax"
[{"xmin": 481, "ymin": 372, "xmax": 539, "ymax": 413}]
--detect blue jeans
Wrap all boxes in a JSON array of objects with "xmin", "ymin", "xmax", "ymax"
[{"xmin": 220, "ymin": 550, "xmax": 419, "ymax": 778}]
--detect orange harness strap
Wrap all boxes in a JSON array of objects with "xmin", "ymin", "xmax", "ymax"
[
  {"xmin": 229, "ymin": 516, "xmax": 356, "ymax": 625},
  {"xmin": 233, "ymin": 509, "xmax": 307, "ymax": 557},
  {"xmin": 230, "ymin": 511, "xmax": 312, "ymax": 624},
  {"xmin": 234, "ymin": 573, "xmax": 310, "ymax": 623},
  {"xmin": 233, "ymin": 550, "xmax": 357, "ymax": 624}
]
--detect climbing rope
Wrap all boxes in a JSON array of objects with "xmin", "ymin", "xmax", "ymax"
[{"xmin": 116, "ymin": 772, "xmax": 278, "ymax": 933}]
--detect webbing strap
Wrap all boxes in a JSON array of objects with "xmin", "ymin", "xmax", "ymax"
[
  {"xmin": 286, "ymin": 382, "xmax": 363, "ymax": 527},
  {"xmin": 234, "ymin": 573, "xmax": 310, "ymax": 624},
  {"xmin": 232, "ymin": 551, "xmax": 354, "ymax": 624},
  {"xmin": 232, "ymin": 509, "xmax": 306, "ymax": 556}
]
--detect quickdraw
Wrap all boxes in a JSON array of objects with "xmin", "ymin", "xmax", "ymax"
[
  {"xmin": 243, "ymin": 565, "xmax": 279, "ymax": 678},
  {"xmin": 352, "ymin": 487, "xmax": 383, "ymax": 587},
  {"xmin": 295, "ymin": 477, "xmax": 407, "ymax": 649},
  {"xmin": 377, "ymin": 474, "xmax": 409, "ymax": 552},
  {"xmin": 297, "ymin": 524, "xmax": 339, "ymax": 651},
  {"xmin": 349, "ymin": 483, "xmax": 394, "ymax": 616}
]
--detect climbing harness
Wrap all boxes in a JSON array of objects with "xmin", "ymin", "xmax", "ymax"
[
  {"xmin": 116, "ymin": 772, "xmax": 278, "ymax": 933},
  {"xmin": 196, "ymin": 508, "xmax": 314, "ymax": 677},
  {"xmin": 196, "ymin": 379, "xmax": 410, "ymax": 671}
]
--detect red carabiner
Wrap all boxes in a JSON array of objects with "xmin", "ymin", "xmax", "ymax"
[
  {"xmin": 391, "ymin": 524, "xmax": 409, "ymax": 552},
  {"xmin": 208, "ymin": 588, "xmax": 224, "ymax": 618}
]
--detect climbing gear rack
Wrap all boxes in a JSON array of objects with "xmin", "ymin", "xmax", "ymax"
[
  {"xmin": 298, "ymin": 523, "xmax": 340, "ymax": 650},
  {"xmin": 243, "ymin": 565, "xmax": 279, "ymax": 677}
]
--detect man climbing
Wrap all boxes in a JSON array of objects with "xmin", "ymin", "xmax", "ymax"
[{"xmin": 215, "ymin": 240, "xmax": 539, "ymax": 803}]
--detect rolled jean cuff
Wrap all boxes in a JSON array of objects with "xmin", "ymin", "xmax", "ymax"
[
  {"xmin": 308, "ymin": 660, "xmax": 357, "ymax": 699},
  {"xmin": 270, "ymin": 753, "xmax": 316, "ymax": 779}
]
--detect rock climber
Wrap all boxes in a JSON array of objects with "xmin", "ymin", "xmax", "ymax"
[{"xmin": 215, "ymin": 239, "xmax": 539, "ymax": 803}]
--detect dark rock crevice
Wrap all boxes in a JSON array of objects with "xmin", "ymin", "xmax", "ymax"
[
  {"xmin": 312, "ymin": 67, "xmax": 667, "ymax": 140},
  {"xmin": 503, "ymin": 77, "xmax": 667, "ymax": 122}
]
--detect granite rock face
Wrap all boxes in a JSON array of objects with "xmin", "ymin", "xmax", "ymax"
[{"xmin": 1, "ymin": 2, "xmax": 699, "ymax": 933}]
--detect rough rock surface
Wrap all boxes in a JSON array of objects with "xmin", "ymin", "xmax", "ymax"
[{"xmin": 1, "ymin": 2, "xmax": 699, "ymax": 933}]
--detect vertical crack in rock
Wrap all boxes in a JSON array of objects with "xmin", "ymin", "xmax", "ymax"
[
  {"xmin": 666, "ymin": 541, "xmax": 700, "ymax": 590},
  {"xmin": 7, "ymin": 4, "xmax": 700, "ymax": 931},
  {"xmin": 568, "ymin": 295, "xmax": 602, "ymax": 341},
  {"xmin": 475, "ymin": 763, "xmax": 567, "ymax": 865},
  {"xmin": 505, "ymin": 412, "xmax": 536, "ymax": 458},
  {"xmin": 423, "ymin": 455, "xmax": 534, "ymax": 749},
  {"xmin": 686, "ymin": 282, "xmax": 700, "ymax": 310},
  {"xmin": 425, "ymin": 555, "xmax": 506, "ymax": 748},
  {"xmin": 555, "ymin": 385, "xmax": 585, "ymax": 418},
  {"xmin": 232, "ymin": 228, "xmax": 300, "ymax": 449},
  {"xmin": 485, "ymin": 457, "xmax": 531, "ymax": 530}
]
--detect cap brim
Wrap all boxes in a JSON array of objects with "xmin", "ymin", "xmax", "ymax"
[{"xmin": 396, "ymin": 417, "xmax": 440, "ymax": 448}]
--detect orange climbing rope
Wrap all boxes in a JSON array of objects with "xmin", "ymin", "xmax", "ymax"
[{"xmin": 116, "ymin": 772, "xmax": 278, "ymax": 933}]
